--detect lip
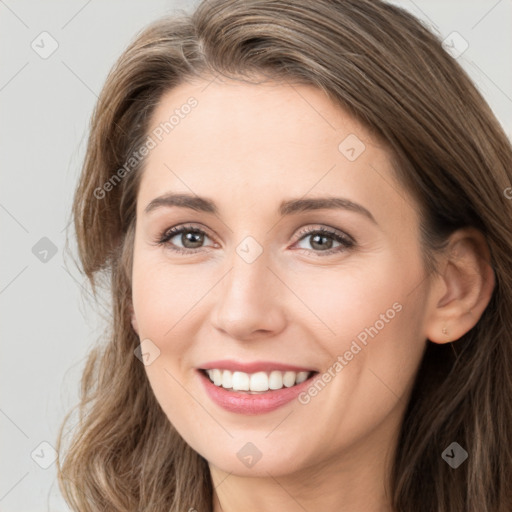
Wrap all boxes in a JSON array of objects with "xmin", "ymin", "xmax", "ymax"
[
  {"xmin": 199, "ymin": 359, "xmax": 316, "ymax": 373},
  {"xmin": 197, "ymin": 369, "xmax": 319, "ymax": 415}
]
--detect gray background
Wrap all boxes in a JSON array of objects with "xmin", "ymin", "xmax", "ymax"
[{"xmin": 1, "ymin": 1, "xmax": 511, "ymax": 510}]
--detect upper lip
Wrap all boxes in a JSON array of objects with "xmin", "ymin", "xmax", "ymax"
[{"xmin": 199, "ymin": 359, "xmax": 317, "ymax": 373}]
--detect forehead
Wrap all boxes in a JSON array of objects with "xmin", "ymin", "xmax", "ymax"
[
  {"xmin": 147, "ymin": 77, "xmax": 380, "ymax": 158},
  {"xmin": 137, "ymin": 78, "xmax": 416, "ymax": 230}
]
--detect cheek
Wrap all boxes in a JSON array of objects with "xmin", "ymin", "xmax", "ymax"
[
  {"xmin": 131, "ymin": 254, "xmax": 205, "ymax": 340},
  {"xmin": 284, "ymin": 256, "xmax": 427, "ymax": 445},
  {"xmin": 291, "ymin": 254, "xmax": 410, "ymax": 341},
  {"xmin": 291, "ymin": 250, "xmax": 428, "ymax": 385}
]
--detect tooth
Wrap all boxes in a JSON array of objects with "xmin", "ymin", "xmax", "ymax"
[
  {"xmin": 283, "ymin": 371, "xmax": 296, "ymax": 388},
  {"xmin": 221, "ymin": 370, "xmax": 232, "ymax": 389},
  {"xmin": 207, "ymin": 368, "xmax": 311, "ymax": 391},
  {"xmin": 268, "ymin": 371, "xmax": 283, "ymax": 390},
  {"xmin": 213, "ymin": 369, "xmax": 222, "ymax": 386},
  {"xmin": 250, "ymin": 371, "xmax": 269, "ymax": 391},
  {"xmin": 232, "ymin": 371, "xmax": 250, "ymax": 391},
  {"xmin": 296, "ymin": 371, "xmax": 309, "ymax": 384}
]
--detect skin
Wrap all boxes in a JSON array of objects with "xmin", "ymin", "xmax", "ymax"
[{"xmin": 129, "ymin": 77, "xmax": 494, "ymax": 512}]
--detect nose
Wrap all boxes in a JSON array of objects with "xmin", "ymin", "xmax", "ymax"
[{"xmin": 211, "ymin": 246, "xmax": 287, "ymax": 341}]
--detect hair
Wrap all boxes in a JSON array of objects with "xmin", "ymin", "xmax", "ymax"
[{"xmin": 56, "ymin": 0, "xmax": 512, "ymax": 510}]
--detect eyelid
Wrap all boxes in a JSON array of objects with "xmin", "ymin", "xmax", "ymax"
[{"xmin": 293, "ymin": 224, "xmax": 355, "ymax": 244}]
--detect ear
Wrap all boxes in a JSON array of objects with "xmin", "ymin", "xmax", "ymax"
[
  {"xmin": 424, "ymin": 227, "xmax": 495, "ymax": 344},
  {"xmin": 129, "ymin": 302, "xmax": 139, "ymax": 336}
]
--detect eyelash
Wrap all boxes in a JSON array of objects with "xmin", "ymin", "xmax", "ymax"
[{"xmin": 155, "ymin": 223, "xmax": 355, "ymax": 257}]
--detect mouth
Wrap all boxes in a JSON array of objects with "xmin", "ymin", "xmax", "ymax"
[
  {"xmin": 196, "ymin": 359, "xmax": 321, "ymax": 414},
  {"xmin": 199, "ymin": 368, "xmax": 319, "ymax": 394}
]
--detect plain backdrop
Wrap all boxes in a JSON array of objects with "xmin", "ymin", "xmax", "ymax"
[{"xmin": 1, "ymin": 1, "xmax": 511, "ymax": 510}]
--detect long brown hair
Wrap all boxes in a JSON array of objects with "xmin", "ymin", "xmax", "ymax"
[{"xmin": 56, "ymin": 0, "xmax": 512, "ymax": 510}]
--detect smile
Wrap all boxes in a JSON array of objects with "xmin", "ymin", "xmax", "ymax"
[
  {"xmin": 202, "ymin": 369, "xmax": 314, "ymax": 393},
  {"xmin": 197, "ymin": 366, "xmax": 320, "ymax": 415}
]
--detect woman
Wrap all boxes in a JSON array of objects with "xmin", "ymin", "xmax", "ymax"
[{"xmin": 56, "ymin": 0, "xmax": 512, "ymax": 510}]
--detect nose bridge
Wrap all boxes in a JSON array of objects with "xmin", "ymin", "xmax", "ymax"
[
  {"xmin": 212, "ymin": 236, "xmax": 286, "ymax": 338},
  {"xmin": 223, "ymin": 238, "xmax": 273, "ymax": 308}
]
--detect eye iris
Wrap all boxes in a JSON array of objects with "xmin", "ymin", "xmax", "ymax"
[
  {"xmin": 310, "ymin": 233, "xmax": 333, "ymax": 250},
  {"xmin": 182, "ymin": 231, "xmax": 204, "ymax": 249}
]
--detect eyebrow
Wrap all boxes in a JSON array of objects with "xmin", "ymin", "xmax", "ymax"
[{"xmin": 144, "ymin": 192, "xmax": 377, "ymax": 224}]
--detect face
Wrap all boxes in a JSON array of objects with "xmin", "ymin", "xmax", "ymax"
[{"xmin": 130, "ymin": 77, "xmax": 433, "ymax": 478}]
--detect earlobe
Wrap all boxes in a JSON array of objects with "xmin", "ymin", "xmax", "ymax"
[{"xmin": 425, "ymin": 228, "xmax": 495, "ymax": 344}]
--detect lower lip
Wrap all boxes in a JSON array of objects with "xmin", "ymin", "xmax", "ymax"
[{"xmin": 198, "ymin": 370, "xmax": 318, "ymax": 415}]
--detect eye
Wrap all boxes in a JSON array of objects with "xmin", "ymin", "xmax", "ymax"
[
  {"xmin": 292, "ymin": 226, "xmax": 355, "ymax": 256},
  {"xmin": 156, "ymin": 224, "xmax": 216, "ymax": 254},
  {"xmin": 155, "ymin": 224, "xmax": 355, "ymax": 257}
]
